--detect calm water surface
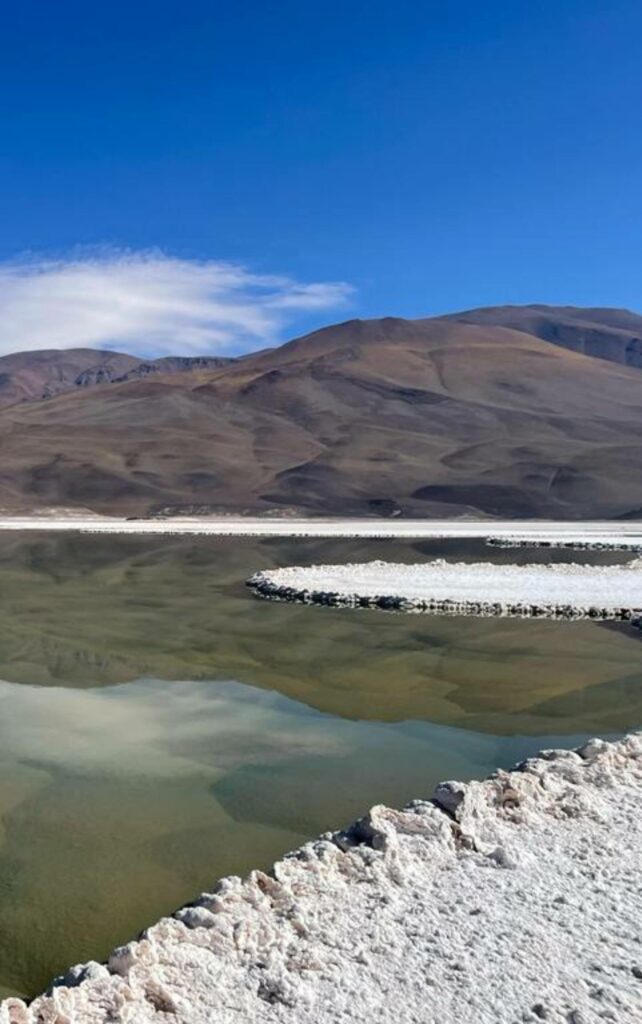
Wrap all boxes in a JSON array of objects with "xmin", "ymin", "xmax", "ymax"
[{"xmin": 0, "ymin": 532, "xmax": 641, "ymax": 998}]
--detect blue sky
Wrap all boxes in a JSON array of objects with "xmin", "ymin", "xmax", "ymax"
[{"xmin": 0, "ymin": 0, "xmax": 640, "ymax": 355}]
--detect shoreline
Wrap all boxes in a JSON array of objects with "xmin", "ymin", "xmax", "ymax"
[
  {"xmin": 249, "ymin": 559, "xmax": 642, "ymax": 621},
  {"xmin": 3, "ymin": 732, "xmax": 641, "ymax": 1023},
  {"xmin": 1, "ymin": 514, "xmax": 642, "ymax": 546}
]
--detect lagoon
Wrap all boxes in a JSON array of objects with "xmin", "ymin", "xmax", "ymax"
[{"xmin": 0, "ymin": 533, "xmax": 641, "ymax": 997}]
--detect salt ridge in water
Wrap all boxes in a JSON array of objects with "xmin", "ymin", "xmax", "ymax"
[
  {"xmin": 4, "ymin": 732, "xmax": 642, "ymax": 1023},
  {"xmin": 250, "ymin": 558, "xmax": 642, "ymax": 619}
]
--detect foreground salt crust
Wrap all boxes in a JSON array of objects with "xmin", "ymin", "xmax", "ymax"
[
  {"xmin": 250, "ymin": 558, "xmax": 642, "ymax": 619},
  {"xmin": 3, "ymin": 733, "xmax": 642, "ymax": 1023}
]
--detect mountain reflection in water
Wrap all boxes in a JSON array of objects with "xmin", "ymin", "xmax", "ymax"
[{"xmin": 0, "ymin": 532, "xmax": 640, "ymax": 998}]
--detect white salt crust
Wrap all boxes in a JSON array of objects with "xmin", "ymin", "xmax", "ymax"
[
  {"xmin": 3, "ymin": 733, "xmax": 642, "ymax": 1023},
  {"xmin": 249, "ymin": 559, "xmax": 642, "ymax": 619},
  {"xmin": 1, "ymin": 515, "xmax": 642, "ymax": 547}
]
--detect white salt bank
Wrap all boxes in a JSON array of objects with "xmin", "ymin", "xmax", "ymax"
[
  {"xmin": 3, "ymin": 733, "xmax": 642, "ymax": 1023},
  {"xmin": 1, "ymin": 514, "xmax": 642, "ymax": 547},
  {"xmin": 249, "ymin": 558, "xmax": 642, "ymax": 619}
]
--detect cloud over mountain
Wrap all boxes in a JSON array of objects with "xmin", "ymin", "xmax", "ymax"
[{"xmin": 0, "ymin": 249, "xmax": 352, "ymax": 357}]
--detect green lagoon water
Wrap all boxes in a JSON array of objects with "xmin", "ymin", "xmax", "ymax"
[{"xmin": 1, "ymin": 532, "xmax": 642, "ymax": 998}]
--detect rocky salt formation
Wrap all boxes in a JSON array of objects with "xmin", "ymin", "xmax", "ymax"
[
  {"xmin": 487, "ymin": 537, "xmax": 642, "ymax": 552},
  {"xmin": 249, "ymin": 559, "xmax": 642, "ymax": 620},
  {"xmin": 2, "ymin": 733, "xmax": 642, "ymax": 1023}
]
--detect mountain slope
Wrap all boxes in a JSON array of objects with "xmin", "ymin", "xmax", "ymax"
[
  {"xmin": 2, "ymin": 308, "xmax": 642, "ymax": 519},
  {"xmin": 445, "ymin": 304, "xmax": 642, "ymax": 368},
  {"xmin": 0, "ymin": 349, "xmax": 233, "ymax": 409}
]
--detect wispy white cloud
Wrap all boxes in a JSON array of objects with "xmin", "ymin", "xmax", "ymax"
[{"xmin": 0, "ymin": 248, "xmax": 353, "ymax": 357}]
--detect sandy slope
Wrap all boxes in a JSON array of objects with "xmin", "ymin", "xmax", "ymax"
[{"xmin": 3, "ymin": 733, "xmax": 641, "ymax": 1023}]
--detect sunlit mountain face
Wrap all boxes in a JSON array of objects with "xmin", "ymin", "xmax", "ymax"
[{"xmin": 3, "ymin": 306, "xmax": 642, "ymax": 520}]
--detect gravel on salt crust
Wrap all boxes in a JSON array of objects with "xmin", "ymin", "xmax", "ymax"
[
  {"xmin": 249, "ymin": 559, "xmax": 642, "ymax": 619},
  {"xmin": 3, "ymin": 733, "xmax": 642, "ymax": 1024}
]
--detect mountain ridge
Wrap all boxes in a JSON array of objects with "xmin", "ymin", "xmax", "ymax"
[
  {"xmin": 443, "ymin": 304, "xmax": 642, "ymax": 367},
  {"xmin": 1, "ymin": 304, "xmax": 642, "ymax": 519},
  {"xmin": 0, "ymin": 349, "xmax": 234, "ymax": 409}
]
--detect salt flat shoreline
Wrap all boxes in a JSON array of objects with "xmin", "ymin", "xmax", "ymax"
[
  {"xmin": 1, "ymin": 514, "xmax": 642, "ymax": 546},
  {"xmin": 3, "ymin": 733, "xmax": 641, "ymax": 1023},
  {"xmin": 250, "ymin": 559, "xmax": 642, "ymax": 620}
]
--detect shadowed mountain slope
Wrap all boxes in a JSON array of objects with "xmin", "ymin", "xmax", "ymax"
[
  {"xmin": 445, "ymin": 304, "xmax": 642, "ymax": 368},
  {"xmin": 0, "ymin": 349, "xmax": 233, "ymax": 408},
  {"xmin": 1, "ymin": 308, "xmax": 642, "ymax": 519}
]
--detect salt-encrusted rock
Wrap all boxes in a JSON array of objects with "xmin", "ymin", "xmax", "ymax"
[
  {"xmin": 50, "ymin": 961, "xmax": 110, "ymax": 990},
  {"xmin": 577, "ymin": 737, "xmax": 610, "ymax": 761},
  {"xmin": 0, "ymin": 999, "xmax": 29, "ymax": 1024},
  {"xmin": 432, "ymin": 779, "xmax": 467, "ymax": 816},
  {"xmin": 5, "ymin": 732, "xmax": 642, "ymax": 1023},
  {"xmin": 174, "ymin": 905, "xmax": 220, "ymax": 929}
]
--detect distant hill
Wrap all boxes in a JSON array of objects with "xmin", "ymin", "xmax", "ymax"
[
  {"xmin": 2, "ymin": 306, "xmax": 642, "ymax": 519},
  {"xmin": 0, "ymin": 349, "xmax": 232, "ymax": 408},
  {"xmin": 445, "ymin": 304, "xmax": 642, "ymax": 367}
]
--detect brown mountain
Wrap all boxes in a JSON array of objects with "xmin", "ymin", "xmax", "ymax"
[
  {"xmin": 2, "ymin": 306, "xmax": 642, "ymax": 519},
  {"xmin": 0, "ymin": 349, "xmax": 232, "ymax": 408},
  {"xmin": 446, "ymin": 304, "xmax": 642, "ymax": 368}
]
